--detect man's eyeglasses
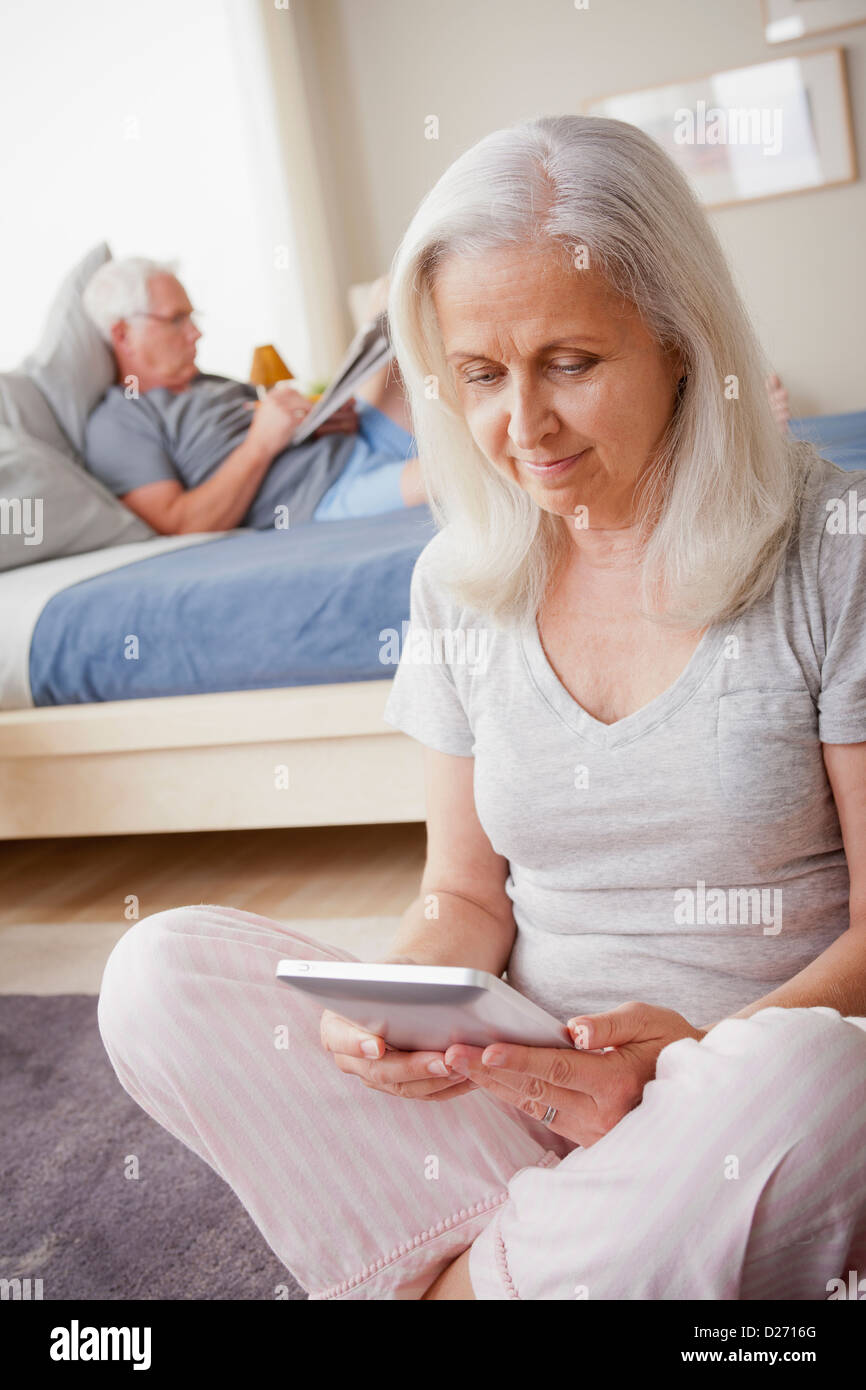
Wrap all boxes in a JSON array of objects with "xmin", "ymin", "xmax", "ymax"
[{"xmin": 128, "ymin": 310, "xmax": 202, "ymax": 330}]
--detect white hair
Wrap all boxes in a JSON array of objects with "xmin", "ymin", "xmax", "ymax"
[
  {"xmin": 386, "ymin": 114, "xmax": 819, "ymax": 630},
  {"xmin": 82, "ymin": 257, "xmax": 180, "ymax": 343}
]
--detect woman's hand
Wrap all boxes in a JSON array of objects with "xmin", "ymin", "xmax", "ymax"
[
  {"xmin": 319, "ymin": 1009, "xmax": 479, "ymax": 1101},
  {"xmin": 443, "ymin": 1001, "xmax": 706, "ymax": 1148}
]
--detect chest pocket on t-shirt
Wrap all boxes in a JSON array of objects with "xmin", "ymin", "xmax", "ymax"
[{"xmin": 716, "ymin": 689, "xmax": 826, "ymax": 821}]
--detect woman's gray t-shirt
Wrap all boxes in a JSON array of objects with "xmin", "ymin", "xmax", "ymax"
[{"xmin": 383, "ymin": 454, "xmax": 866, "ymax": 1027}]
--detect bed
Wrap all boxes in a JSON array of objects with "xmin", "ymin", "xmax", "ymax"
[
  {"xmin": 0, "ymin": 506, "xmax": 436, "ymax": 839},
  {"xmin": 0, "ymin": 244, "xmax": 433, "ymax": 839},
  {"xmin": 1, "ymin": 245, "xmax": 864, "ymax": 841}
]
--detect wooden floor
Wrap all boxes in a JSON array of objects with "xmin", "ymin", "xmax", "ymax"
[{"xmin": 0, "ymin": 823, "xmax": 426, "ymax": 926}]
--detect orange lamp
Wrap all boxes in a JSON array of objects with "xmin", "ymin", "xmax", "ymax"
[{"xmin": 249, "ymin": 345, "xmax": 294, "ymax": 393}]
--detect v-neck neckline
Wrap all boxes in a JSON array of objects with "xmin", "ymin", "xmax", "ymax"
[{"xmin": 520, "ymin": 610, "xmax": 738, "ymax": 750}]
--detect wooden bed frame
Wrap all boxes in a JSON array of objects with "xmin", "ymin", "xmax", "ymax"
[{"xmin": 0, "ymin": 679, "xmax": 425, "ymax": 839}]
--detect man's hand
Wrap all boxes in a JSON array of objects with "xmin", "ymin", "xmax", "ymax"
[
  {"xmin": 245, "ymin": 382, "xmax": 313, "ymax": 456},
  {"xmin": 444, "ymin": 1001, "xmax": 705, "ymax": 1149},
  {"xmin": 766, "ymin": 373, "xmax": 790, "ymax": 433},
  {"xmin": 313, "ymin": 397, "xmax": 360, "ymax": 437}
]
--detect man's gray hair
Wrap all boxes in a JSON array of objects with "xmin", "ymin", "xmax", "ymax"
[{"xmin": 82, "ymin": 257, "xmax": 180, "ymax": 342}]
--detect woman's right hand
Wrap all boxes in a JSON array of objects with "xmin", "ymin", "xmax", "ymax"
[{"xmin": 319, "ymin": 1010, "xmax": 478, "ymax": 1100}]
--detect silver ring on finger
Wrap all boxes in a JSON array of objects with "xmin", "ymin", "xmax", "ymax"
[{"xmin": 540, "ymin": 1105, "xmax": 558, "ymax": 1126}]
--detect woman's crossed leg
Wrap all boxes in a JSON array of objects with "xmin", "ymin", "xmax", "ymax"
[
  {"xmin": 97, "ymin": 903, "xmax": 866, "ymax": 1299},
  {"xmin": 96, "ymin": 903, "xmax": 569, "ymax": 1299}
]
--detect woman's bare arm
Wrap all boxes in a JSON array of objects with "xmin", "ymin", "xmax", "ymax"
[
  {"xmin": 318, "ymin": 746, "xmax": 515, "ymax": 1102},
  {"xmin": 379, "ymin": 746, "xmax": 516, "ymax": 975}
]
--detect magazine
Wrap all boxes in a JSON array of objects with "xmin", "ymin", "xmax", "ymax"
[{"xmin": 288, "ymin": 309, "xmax": 394, "ymax": 445}]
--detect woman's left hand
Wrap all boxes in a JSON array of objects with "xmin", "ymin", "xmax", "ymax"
[{"xmin": 444, "ymin": 1001, "xmax": 706, "ymax": 1149}]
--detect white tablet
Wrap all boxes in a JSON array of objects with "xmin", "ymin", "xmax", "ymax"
[{"xmin": 276, "ymin": 960, "xmax": 574, "ymax": 1052}]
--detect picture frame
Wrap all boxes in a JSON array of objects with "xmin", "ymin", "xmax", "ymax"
[
  {"xmin": 761, "ymin": 0, "xmax": 866, "ymax": 45},
  {"xmin": 583, "ymin": 46, "xmax": 857, "ymax": 211}
]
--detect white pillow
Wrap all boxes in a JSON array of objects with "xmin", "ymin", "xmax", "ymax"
[
  {"xmin": 0, "ymin": 425, "xmax": 152, "ymax": 572},
  {"xmin": 19, "ymin": 242, "xmax": 116, "ymax": 454},
  {"xmin": 0, "ymin": 370, "xmax": 80, "ymax": 463}
]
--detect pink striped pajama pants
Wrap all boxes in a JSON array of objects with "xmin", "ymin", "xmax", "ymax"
[{"xmin": 96, "ymin": 903, "xmax": 866, "ymax": 1300}]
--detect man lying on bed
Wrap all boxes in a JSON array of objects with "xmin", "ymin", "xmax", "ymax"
[{"xmin": 81, "ymin": 258, "xmax": 426, "ymax": 534}]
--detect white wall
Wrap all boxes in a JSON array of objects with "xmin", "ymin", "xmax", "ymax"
[
  {"xmin": 4, "ymin": 0, "xmax": 862, "ymax": 413},
  {"xmin": 0, "ymin": 0, "xmax": 311, "ymax": 383},
  {"xmin": 296, "ymin": 0, "xmax": 866, "ymax": 416}
]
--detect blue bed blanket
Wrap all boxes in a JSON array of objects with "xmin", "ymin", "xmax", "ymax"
[
  {"xmin": 789, "ymin": 408, "xmax": 866, "ymax": 472},
  {"xmin": 30, "ymin": 507, "xmax": 436, "ymax": 706}
]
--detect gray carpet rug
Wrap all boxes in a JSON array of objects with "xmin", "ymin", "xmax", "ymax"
[{"xmin": 0, "ymin": 994, "xmax": 306, "ymax": 1300}]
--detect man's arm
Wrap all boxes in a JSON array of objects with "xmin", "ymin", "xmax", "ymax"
[
  {"xmin": 122, "ymin": 435, "xmax": 275, "ymax": 534},
  {"xmin": 120, "ymin": 385, "xmax": 314, "ymax": 535}
]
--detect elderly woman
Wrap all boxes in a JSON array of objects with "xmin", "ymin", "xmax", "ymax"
[{"xmin": 98, "ymin": 115, "xmax": 866, "ymax": 1301}]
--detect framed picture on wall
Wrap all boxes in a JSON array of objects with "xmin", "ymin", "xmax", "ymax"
[
  {"xmin": 761, "ymin": 0, "xmax": 866, "ymax": 44},
  {"xmin": 583, "ymin": 47, "xmax": 856, "ymax": 211}
]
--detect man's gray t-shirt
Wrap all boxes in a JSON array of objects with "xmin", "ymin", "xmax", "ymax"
[
  {"xmin": 83, "ymin": 373, "xmax": 356, "ymax": 527},
  {"xmin": 384, "ymin": 453, "xmax": 866, "ymax": 1028}
]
